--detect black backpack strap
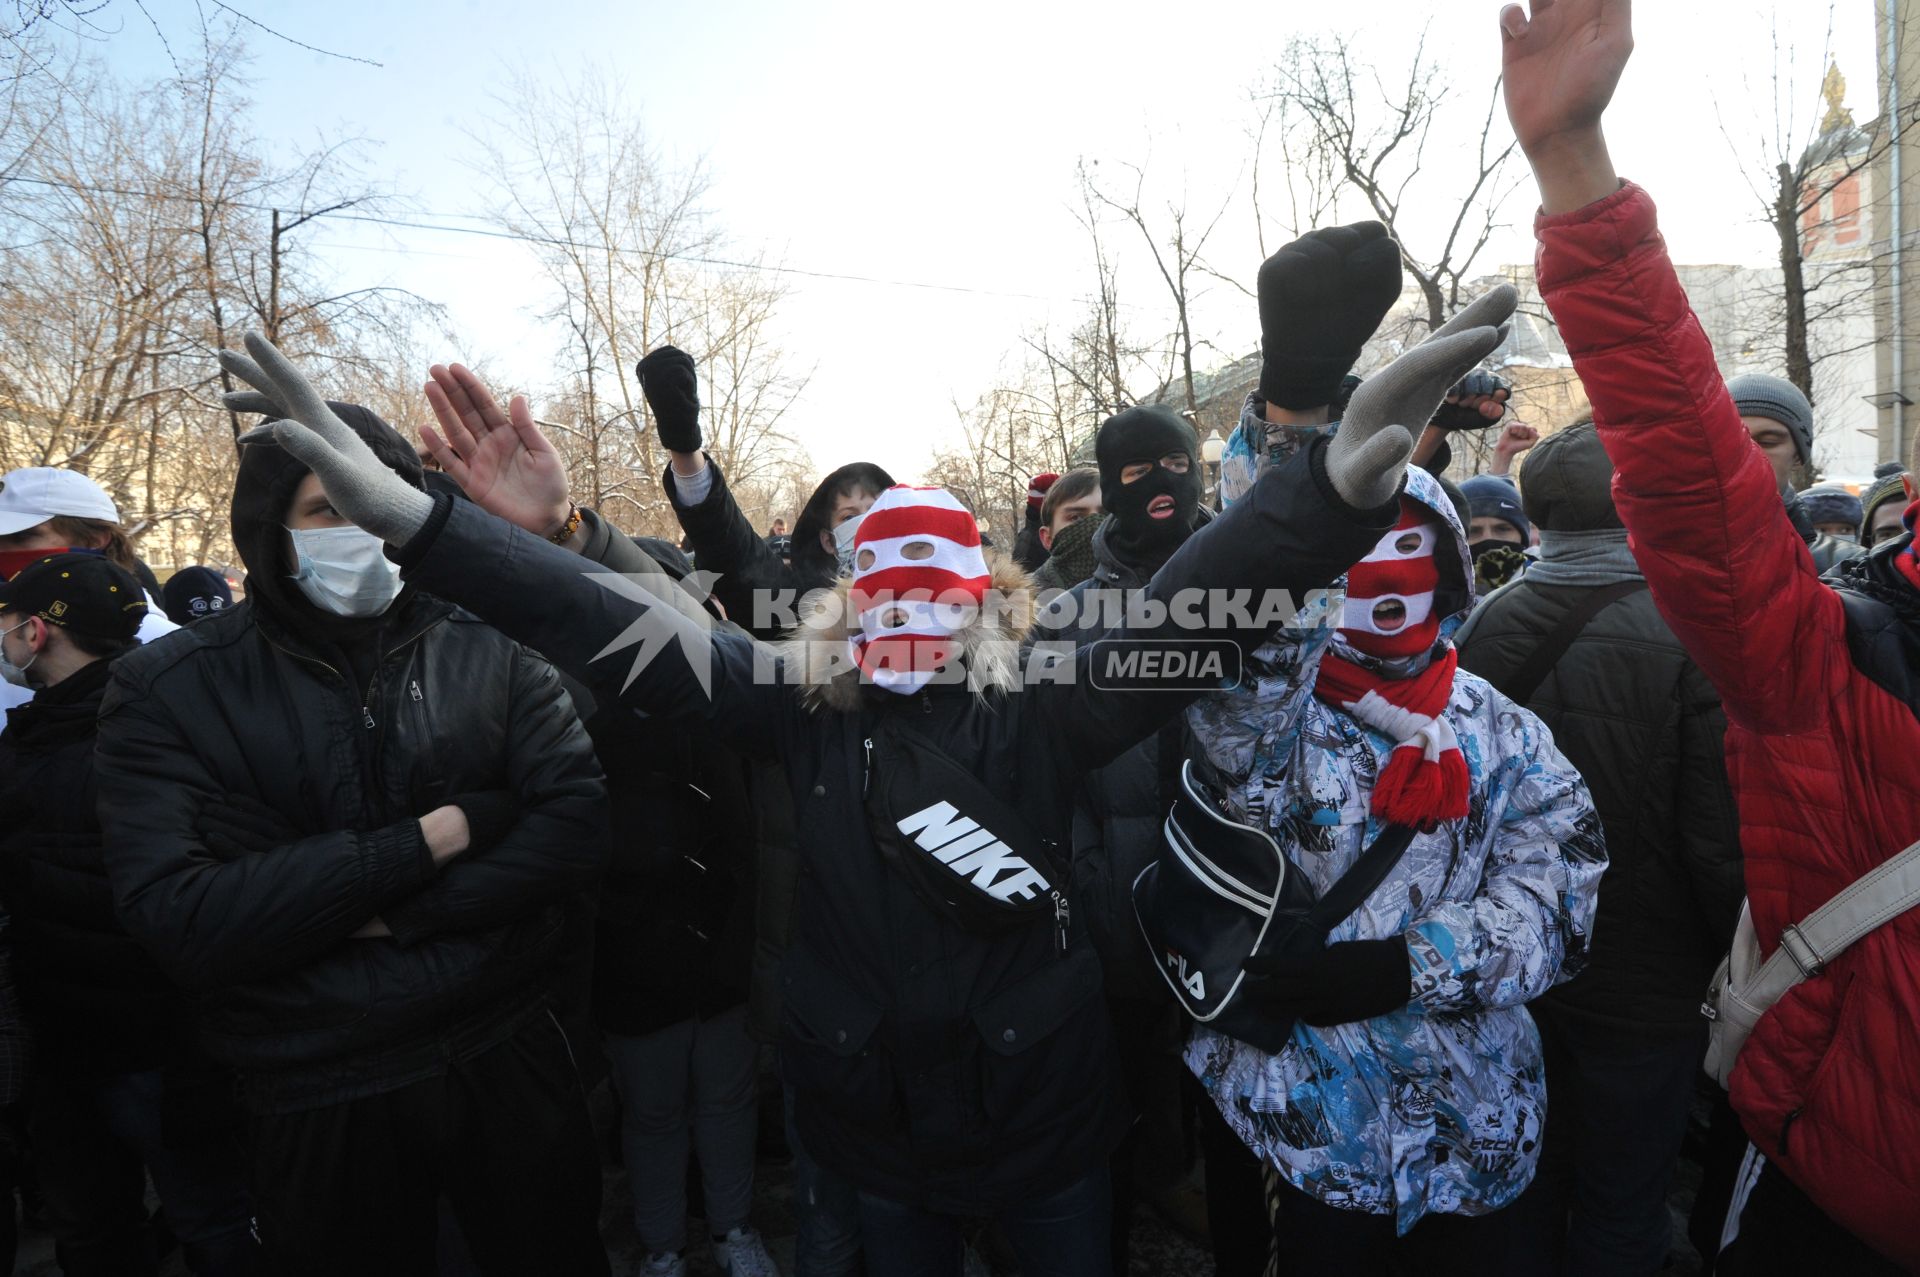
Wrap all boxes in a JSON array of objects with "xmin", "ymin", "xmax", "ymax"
[
  {"xmin": 1306, "ymin": 823, "xmax": 1417, "ymax": 934},
  {"xmin": 1501, "ymin": 578, "xmax": 1649, "ymax": 704}
]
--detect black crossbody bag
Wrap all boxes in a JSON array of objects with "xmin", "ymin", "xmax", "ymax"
[
  {"xmin": 1133, "ymin": 759, "xmax": 1414, "ymax": 1052},
  {"xmin": 863, "ymin": 718, "xmax": 1072, "ymax": 945}
]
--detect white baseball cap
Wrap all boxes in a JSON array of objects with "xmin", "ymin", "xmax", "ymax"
[{"xmin": 0, "ymin": 468, "xmax": 122, "ymax": 537}]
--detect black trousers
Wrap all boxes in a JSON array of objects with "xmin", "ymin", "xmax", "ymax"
[
  {"xmin": 248, "ymin": 1012, "xmax": 608, "ymax": 1277},
  {"xmin": 1502, "ymin": 1010, "xmax": 1702, "ymax": 1276},
  {"xmin": 1715, "ymin": 1157, "xmax": 1905, "ymax": 1277},
  {"xmin": 1194, "ymin": 1078, "xmax": 1269, "ymax": 1277},
  {"xmin": 1267, "ymin": 1173, "xmax": 1512, "ymax": 1277}
]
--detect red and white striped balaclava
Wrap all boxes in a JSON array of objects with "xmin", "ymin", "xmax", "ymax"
[
  {"xmin": 847, "ymin": 486, "xmax": 991, "ymax": 694},
  {"xmin": 1338, "ymin": 501, "xmax": 1443, "ymax": 660}
]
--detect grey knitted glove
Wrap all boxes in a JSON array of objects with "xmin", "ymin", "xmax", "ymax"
[
  {"xmin": 217, "ymin": 333, "xmax": 434, "ymax": 545},
  {"xmin": 1329, "ymin": 285, "xmax": 1518, "ymax": 509}
]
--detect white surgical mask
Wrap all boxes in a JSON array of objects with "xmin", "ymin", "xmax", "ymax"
[
  {"xmin": 832, "ymin": 513, "xmax": 866, "ymax": 575},
  {"xmin": 0, "ymin": 619, "xmax": 38, "ymax": 688},
  {"xmin": 286, "ymin": 525, "xmax": 404, "ymax": 618}
]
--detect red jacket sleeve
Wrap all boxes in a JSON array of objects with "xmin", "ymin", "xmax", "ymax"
[{"xmin": 1534, "ymin": 182, "xmax": 1848, "ymax": 733}]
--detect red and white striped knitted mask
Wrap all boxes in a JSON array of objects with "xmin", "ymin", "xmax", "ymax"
[
  {"xmin": 847, "ymin": 486, "xmax": 991, "ymax": 694},
  {"xmin": 1339, "ymin": 504, "xmax": 1442, "ymax": 660}
]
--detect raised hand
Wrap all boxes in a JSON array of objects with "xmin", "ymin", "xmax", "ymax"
[
  {"xmin": 1331, "ymin": 286, "xmax": 1518, "ymax": 510},
  {"xmin": 1432, "ymin": 371, "xmax": 1512, "ymax": 433},
  {"xmin": 219, "ymin": 333, "xmax": 434, "ymax": 545},
  {"xmin": 1258, "ymin": 222, "xmax": 1405, "ymax": 411},
  {"xmin": 1502, "ymin": 0, "xmax": 1631, "ymax": 213},
  {"xmin": 1493, "ymin": 422, "xmax": 1541, "ymax": 465},
  {"xmin": 636, "ymin": 346, "xmax": 703, "ymax": 455},
  {"xmin": 423, "ymin": 364, "xmax": 573, "ymax": 539}
]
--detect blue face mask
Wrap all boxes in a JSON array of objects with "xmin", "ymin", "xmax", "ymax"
[{"xmin": 285, "ymin": 525, "xmax": 403, "ymax": 618}]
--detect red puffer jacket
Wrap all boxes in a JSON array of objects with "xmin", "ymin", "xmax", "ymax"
[{"xmin": 1536, "ymin": 182, "xmax": 1920, "ymax": 1269}]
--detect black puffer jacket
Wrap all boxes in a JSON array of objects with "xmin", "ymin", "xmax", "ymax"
[
  {"xmin": 95, "ymin": 409, "xmax": 607, "ymax": 1114},
  {"xmin": 0, "ymin": 655, "xmax": 177, "ymax": 1074},
  {"xmin": 1455, "ymin": 543, "xmax": 1744, "ymax": 1035},
  {"xmin": 392, "ymin": 435, "xmax": 1391, "ymax": 1212}
]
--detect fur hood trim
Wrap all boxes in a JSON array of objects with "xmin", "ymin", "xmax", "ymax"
[{"xmin": 776, "ymin": 556, "xmax": 1036, "ymax": 712}]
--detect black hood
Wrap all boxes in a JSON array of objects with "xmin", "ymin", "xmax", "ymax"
[
  {"xmin": 791, "ymin": 461, "xmax": 894, "ymax": 590},
  {"xmin": 231, "ymin": 402, "xmax": 425, "ymax": 635}
]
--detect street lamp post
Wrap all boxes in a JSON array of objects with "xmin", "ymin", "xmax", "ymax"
[{"xmin": 1200, "ymin": 428, "xmax": 1227, "ymax": 510}]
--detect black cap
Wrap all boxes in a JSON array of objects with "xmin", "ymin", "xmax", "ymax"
[{"xmin": 0, "ymin": 552, "xmax": 147, "ymax": 641}]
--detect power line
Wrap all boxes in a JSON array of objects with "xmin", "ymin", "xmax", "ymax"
[{"xmin": 1, "ymin": 172, "xmax": 1098, "ymax": 305}]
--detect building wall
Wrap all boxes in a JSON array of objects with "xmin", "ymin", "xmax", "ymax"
[{"xmin": 1872, "ymin": 0, "xmax": 1920, "ymax": 471}]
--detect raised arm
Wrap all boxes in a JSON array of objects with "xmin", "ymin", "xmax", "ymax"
[
  {"xmin": 221, "ymin": 335, "xmax": 797, "ymax": 759},
  {"xmin": 1504, "ymin": 0, "xmax": 1849, "ymax": 730},
  {"xmin": 1045, "ymin": 286, "xmax": 1518, "ymax": 774},
  {"xmin": 638, "ymin": 346, "xmax": 805, "ymax": 631}
]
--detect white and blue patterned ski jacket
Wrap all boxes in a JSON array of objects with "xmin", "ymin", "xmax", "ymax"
[{"xmin": 1185, "ymin": 408, "xmax": 1605, "ymax": 1234}]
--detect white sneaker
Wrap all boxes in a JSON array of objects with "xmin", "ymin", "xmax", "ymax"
[
  {"xmin": 641, "ymin": 1252, "xmax": 687, "ymax": 1277},
  {"xmin": 712, "ymin": 1225, "xmax": 781, "ymax": 1277}
]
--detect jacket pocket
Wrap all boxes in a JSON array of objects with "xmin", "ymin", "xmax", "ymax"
[
  {"xmin": 778, "ymin": 948, "xmax": 895, "ymax": 1130},
  {"xmin": 969, "ymin": 943, "xmax": 1107, "ymax": 1126}
]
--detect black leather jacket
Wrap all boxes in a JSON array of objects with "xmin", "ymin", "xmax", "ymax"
[{"xmin": 95, "ymin": 593, "xmax": 607, "ymax": 1114}]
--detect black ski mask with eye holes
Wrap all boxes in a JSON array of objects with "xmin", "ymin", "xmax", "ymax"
[{"xmin": 1094, "ymin": 405, "xmax": 1204, "ymax": 567}]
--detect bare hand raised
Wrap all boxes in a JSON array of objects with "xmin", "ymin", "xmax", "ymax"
[
  {"xmin": 1501, "ymin": 0, "xmax": 1631, "ymax": 214},
  {"xmin": 422, "ymin": 365, "xmax": 574, "ymax": 541}
]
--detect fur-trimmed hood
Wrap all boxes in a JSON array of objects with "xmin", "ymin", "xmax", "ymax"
[{"xmin": 775, "ymin": 556, "xmax": 1037, "ymax": 712}]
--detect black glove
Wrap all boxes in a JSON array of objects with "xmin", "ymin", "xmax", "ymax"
[
  {"xmin": 1429, "ymin": 370, "xmax": 1511, "ymax": 433},
  {"xmin": 200, "ymin": 794, "xmax": 301, "ymax": 861},
  {"xmin": 1240, "ymin": 937, "xmax": 1413, "ymax": 1026},
  {"xmin": 449, "ymin": 790, "xmax": 519, "ymax": 856},
  {"xmin": 1257, "ymin": 222, "xmax": 1404, "ymax": 410},
  {"xmin": 636, "ymin": 346, "xmax": 702, "ymax": 453}
]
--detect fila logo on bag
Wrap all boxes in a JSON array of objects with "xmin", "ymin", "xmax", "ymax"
[
  {"xmin": 896, "ymin": 802, "xmax": 1051, "ymax": 904},
  {"xmin": 1164, "ymin": 948, "xmax": 1205, "ymax": 1000}
]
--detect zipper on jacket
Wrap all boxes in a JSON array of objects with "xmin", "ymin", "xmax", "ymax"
[
  {"xmin": 1053, "ymin": 891, "xmax": 1071, "ymax": 956},
  {"xmin": 361, "ymin": 626, "xmax": 440, "ymax": 794},
  {"xmin": 1779, "ymin": 1107, "xmax": 1803, "ymax": 1156},
  {"xmin": 410, "ymin": 679, "xmax": 423, "ymax": 702},
  {"xmin": 862, "ymin": 737, "xmax": 874, "ymax": 799}
]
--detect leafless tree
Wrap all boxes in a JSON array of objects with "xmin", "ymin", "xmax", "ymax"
[
  {"xmin": 1714, "ymin": 7, "xmax": 1919, "ymax": 415},
  {"xmin": 0, "ymin": 28, "xmax": 443, "ymax": 570},
  {"xmin": 1256, "ymin": 29, "xmax": 1524, "ymax": 334},
  {"xmin": 1079, "ymin": 156, "xmax": 1235, "ymax": 416},
  {"xmin": 470, "ymin": 67, "xmax": 808, "ymax": 539}
]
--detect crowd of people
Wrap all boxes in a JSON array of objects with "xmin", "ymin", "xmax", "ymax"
[{"xmin": 0, "ymin": 2, "xmax": 1914, "ymax": 1275}]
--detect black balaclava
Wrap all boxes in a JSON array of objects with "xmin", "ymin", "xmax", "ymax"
[{"xmin": 1094, "ymin": 405, "xmax": 1204, "ymax": 568}]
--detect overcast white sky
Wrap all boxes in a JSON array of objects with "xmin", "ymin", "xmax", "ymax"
[{"xmin": 76, "ymin": 0, "xmax": 1881, "ymax": 481}]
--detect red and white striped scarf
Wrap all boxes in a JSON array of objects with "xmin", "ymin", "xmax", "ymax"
[
  {"xmin": 1314, "ymin": 647, "xmax": 1468, "ymax": 832},
  {"xmin": 1313, "ymin": 502, "xmax": 1468, "ymax": 832}
]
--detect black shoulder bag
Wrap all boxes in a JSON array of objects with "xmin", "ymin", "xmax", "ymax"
[
  {"xmin": 863, "ymin": 717, "xmax": 1072, "ymax": 944},
  {"xmin": 1133, "ymin": 759, "xmax": 1414, "ymax": 1053}
]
